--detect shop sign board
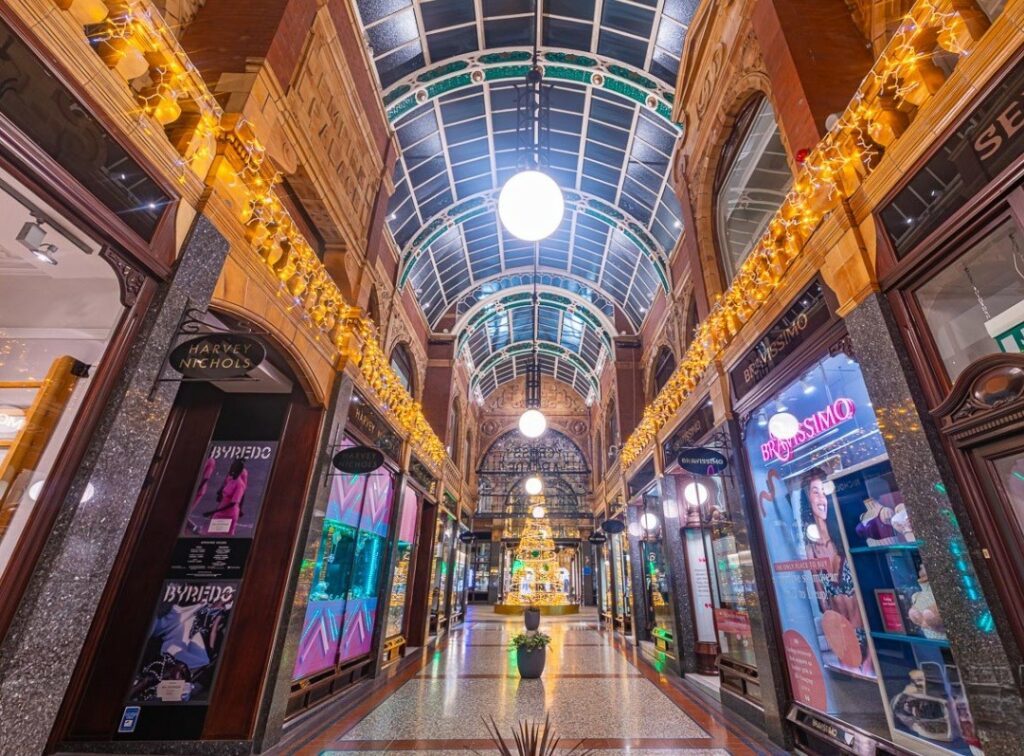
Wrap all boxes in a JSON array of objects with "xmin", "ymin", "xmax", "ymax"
[
  {"xmin": 601, "ymin": 520, "xmax": 626, "ymax": 534},
  {"xmin": 730, "ymin": 280, "xmax": 831, "ymax": 400},
  {"xmin": 409, "ymin": 454, "xmax": 439, "ymax": 497},
  {"xmin": 588, "ymin": 532, "xmax": 608, "ymax": 544},
  {"xmin": 626, "ymin": 458, "xmax": 656, "ymax": 498},
  {"xmin": 332, "ymin": 445, "xmax": 385, "ymax": 474},
  {"xmin": 348, "ymin": 392, "xmax": 402, "ymax": 460},
  {"xmin": 880, "ymin": 57, "xmax": 1024, "ymax": 258},
  {"xmin": 676, "ymin": 447, "xmax": 728, "ymax": 476},
  {"xmin": 759, "ymin": 398, "xmax": 857, "ymax": 463},
  {"xmin": 787, "ymin": 707, "xmax": 858, "ymax": 749},
  {"xmin": 662, "ymin": 402, "xmax": 714, "ymax": 461},
  {"xmin": 169, "ymin": 334, "xmax": 265, "ymax": 380}
]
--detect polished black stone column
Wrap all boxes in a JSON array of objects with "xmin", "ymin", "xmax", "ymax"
[{"xmin": 0, "ymin": 216, "xmax": 229, "ymax": 756}]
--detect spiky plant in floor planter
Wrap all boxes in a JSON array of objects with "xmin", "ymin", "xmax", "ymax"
[{"xmin": 481, "ymin": 715, "xmax": 593, "ymax": 756}]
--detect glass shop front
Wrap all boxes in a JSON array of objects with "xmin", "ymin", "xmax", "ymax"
[
  {"xmin": 384, "ymin": 484, "xmax": 421, "ymax": 650},
  {"xmin": 291, "ymin": 435, "xmax": 397, "ymax": 682},
  {"xmin": 609, "ymin": 517, "xmax": 632, "ymax": 634},
  {"xmin": 662, "ymin": 401, "xmax": 761, "ymax": 701},
  {"xmin": 742, "ymin": 347, "xmax": 982, "ymax": 755},
  {"xmin": 429, "ymin": 507, "xmax": 456, "ymax": 635}
]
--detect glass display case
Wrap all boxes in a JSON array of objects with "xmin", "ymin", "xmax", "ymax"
[
  {"xmin": 641, "ymin": 537, "xmax": 673, "ymax": 655},
  {"xmin": 385, "ymin": 486, "xmax": 419, "ymax": 639},
  {"xmin": 292, "ymin": 438, "xmax": 396, "ymax": 680},
  {"xmin": 599, "ymin": 544, "xmax": 613, "ymax": 619},
  {"xmin": 610, "ymin": 530, "xmax": 632, "ymax": 632},
  {"xmin": 743, "ymin": 351, "xmax": 981, "ymax": 755},
  {"xmin": 429, "ymin": 512, "xmax": 454, "ymax": 634}
]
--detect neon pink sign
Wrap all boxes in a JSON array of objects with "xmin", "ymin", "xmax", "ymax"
[{"xmin": 760, "ymin": 398, "xmax": 857, "ymax": 463}]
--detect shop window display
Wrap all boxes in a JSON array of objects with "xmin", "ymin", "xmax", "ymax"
[
  {"xmin": 292, "ymin": 438, "xmax": 395, "ymax": 680},
  {"xmin": 385, "ymin": 486, "xmax": 419, "ymax": 638},
  {"xmin": 600, "ymin": 545, "xmax": 613, "ymax": 615},
  {"xmin": 429, "ymin": 513, "xmax": 454, "ymax": 630},
  {"xmin": 0, "ymin": 169, "xmax": 122, "ymax": 585},
  {"xmin": 916, "ymin": 218, "xmax": 1024, "ymax": 380},
  {"xmin": 640, "ymin": 535, "xmax": 673, "ymax": 648},
  {"xmin": 743, "ymin": 351, "xmax": 981, "ymax": 754},
  {"xmin": 611, "ymin": 531, "xmax": 632, "ymax": 622}
]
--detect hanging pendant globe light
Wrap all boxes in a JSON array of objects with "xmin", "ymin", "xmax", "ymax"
[
  {"xmin": 498, "ymin": 170, "xmax": 564, "ymax": 241},
  {"xmin": 524, "ymin": 476, "xmax": 544, "ymax": 496},
  {"xmin": 519, "ymin": 408, "xmax": 547, "ymax": 438}
]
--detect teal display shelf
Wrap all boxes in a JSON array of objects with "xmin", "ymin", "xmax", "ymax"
[{"xmin": 871, "ymin": 630, "xmax": 950, "ymax": 648}]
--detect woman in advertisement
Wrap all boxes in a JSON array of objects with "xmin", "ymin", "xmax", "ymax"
[
  {"xmin": 202, "ymin": 459, "xmax": 248, "ymax": 536},
  {"xmin": 800, "ymin": 468, "xmax": 872, "ymax": 676}
]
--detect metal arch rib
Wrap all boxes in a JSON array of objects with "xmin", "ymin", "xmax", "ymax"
[
  {"xmin": 382, "ymin": 47, "xmax": 681, "ymax": 131},
  {"xmin": 397, "ymin": 189, "xmax": 672, "ymax": 294},
  {"xmin": 452, "ymin": 285, "xmax": 619, "ymax": 340}
]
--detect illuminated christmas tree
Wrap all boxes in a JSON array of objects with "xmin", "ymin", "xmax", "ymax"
[{"xmin": 506, "ymin": 498, "xmax": 568, "ymax": 606}]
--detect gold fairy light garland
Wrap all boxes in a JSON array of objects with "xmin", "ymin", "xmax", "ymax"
[
  {"xmin": 53, "ymin": 0, "xmax": 447, "ymax": 465},
  {"xmin": 619, "ymin": 0, "xmax": 989, "ymax": 468}
]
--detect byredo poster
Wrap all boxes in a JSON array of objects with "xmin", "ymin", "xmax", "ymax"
[
  {"xmin": 128, "ymin": 580, "xmax": 237, "ymax": 705},
  {"xmin": 181, "ymin": 441, "xmax": 278, "ymax": 538},
  {"xmin": 684, "ymin": 529, "xmax": 717, "ymax": 643}
]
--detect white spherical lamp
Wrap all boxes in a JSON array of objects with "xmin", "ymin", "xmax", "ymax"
[
  {"xmin": 524, "ymin": 476, "xmax": 543, "ymax": 496},
  {"xmin": 640, "ymin": 512, "xmax": 659, "ymax": 531},
  {"xmin": 768, "ymin": 411, "xmax": 800, "ymax": 440},
  {"xmin": 683, "ymin": 481, "xmax": 710, "ymax": 507},
  {"xmin": 498, "ymin": 170, "xmax": 564, "ymax": 241},
  {"xmin": 532, "ymin": 504, "xmax": 547, "ymax": 519},
  {"xmin": 519, "ymin": 408, "xmax": 547, "ymax": 438}
]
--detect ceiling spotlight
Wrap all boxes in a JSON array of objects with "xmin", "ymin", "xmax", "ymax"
[
  {"xmin": 524, "ymin": 476, "xmax": 543, "ymax": 496},
  {"xmin": 32, "ymin": 243, "xmax": 58, "ymax": 266},
  {"xmin": 519, "ymin": 408, "xmax": 547, "ymax": 438}
]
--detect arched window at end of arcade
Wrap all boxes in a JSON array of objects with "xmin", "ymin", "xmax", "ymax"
[
  {"xmin": 389, "ymin": 343, "xmax": 416, "ymax": 397},
  {"xmin": 713, "ymin": 94, "xmax": 792, "ymax": 285},
  {"xmin": 651, "ymin": 346, "xmax": 677, "ymax": 399}
]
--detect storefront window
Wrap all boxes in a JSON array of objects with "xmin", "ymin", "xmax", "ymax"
[
  {"xmin": 916, "ymin": 218, "xmax": 1024, "ymax": 381},
  {"xmin": 0, "ymin": 169, "xmax": 122, "ymax": 585},
  {"xmin": 641, "ymin": 538, "xmax": 672, "ymax": 643},
  {"xmin": 715, "ymin": 97, "xmax": 792, "ymax": 283},
  {"xmin": 600, "ymin": 545, "xmax": 613, "ymax": 614},
  {"xmin": 611, "ymin": 531, "xmax": 631, "ymax": 619},
  {"xmin": 386, "ymin": 486, "xmax": 419, "ymax": 638},
  {"xmin": 743, "ymin": 351, "xmax": 980, "ymax": 754},
  {"xmin": 292, "ymin": 438, "xmax": 396, "ymax": 679},
  {"xmin": 429, "ymin": 514, "xmax": 454, "ymax": 626}
]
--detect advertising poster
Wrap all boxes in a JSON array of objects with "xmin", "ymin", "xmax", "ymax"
[
  {"xmin": 181, "ymin": 441, "xmax": 278, "ymax": 538},
  {"xmin": 684, "ymin": 529, "xmax": 717, "ymax": 643},
  {"xmin": 128, "ymin": 580, "xmax": 237, "ymax": 704}
]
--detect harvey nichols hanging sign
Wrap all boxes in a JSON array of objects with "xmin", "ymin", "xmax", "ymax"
[
  {"xmin": 730, "ymin": 280, "xmax": 832, "ymax": 400},
  {"xmin": 170, "ymin": 334, "xmax": 265, "ymax": 380}
]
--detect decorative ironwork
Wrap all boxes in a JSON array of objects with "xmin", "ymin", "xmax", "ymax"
[{"xmin": 476, "ymin": 429, "xmax": 591, "ymax": 520}]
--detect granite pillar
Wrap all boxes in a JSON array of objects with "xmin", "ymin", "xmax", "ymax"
[
  {"xmin": 0, "ymin": 216, "xmax": 228, "ymax": 756},
  {"xmin": 723, "ymin": 418, "xmax": 791, "ymax": 747},
  {"xmin": 657, "ymin": 474, "xmax": 700, "ymax": 675},
  {"xmin": 257, "ymin": 372, "xmax": 355, "ymax": 749},
  {"xmin": 624, "ymin": 504, "xmax": 651, "ymax": 646},
  {"xmin": 846, "ymin": 293, "xmax": 1024, "ymax": 755}
]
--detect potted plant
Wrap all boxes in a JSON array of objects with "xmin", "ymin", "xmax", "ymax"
[
  {"xmin": 511, "ymin": 631, "xmax": 550, "ymax": 678},
  {"xmin": 482, "ymin": 715, "xmax": 592, "ymax": 755},
  {"xmin": 524, "ymin": 604, "xmax": 541, "ymax": 631}
]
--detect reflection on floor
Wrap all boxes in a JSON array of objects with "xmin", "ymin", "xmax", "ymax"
[{"xmin": 276, "ymin": 606, "xmax": 780, "ymax": 754}]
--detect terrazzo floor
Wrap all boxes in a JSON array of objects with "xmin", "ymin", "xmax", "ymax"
[{"xmin": 277, "ymin": 606, "xmax": 780, "ymax": 755}]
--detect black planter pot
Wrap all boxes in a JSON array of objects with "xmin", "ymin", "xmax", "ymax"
[
  {"xmin": 516, "ymin": 646, "xmax": 546, "ymax": 678},
  {"xmin": 524, "ymin": 608, "xmax": 540, "ymax": 631}
]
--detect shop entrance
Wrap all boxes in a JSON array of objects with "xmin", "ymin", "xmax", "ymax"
[{"xmin": 59, "ymin": 325, "xmax": 323, "ymax": 745}]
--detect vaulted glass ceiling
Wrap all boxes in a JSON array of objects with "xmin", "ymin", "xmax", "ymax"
[{"xmin": 354, "ymin": 0, "xmax": 695, "ymax": 398}]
